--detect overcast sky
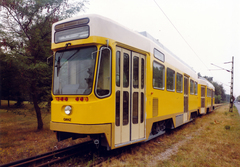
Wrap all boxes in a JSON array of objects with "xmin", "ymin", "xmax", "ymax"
[{"xmin": 77, "ymin": 0, "xmax": 240, "ymax": 97}]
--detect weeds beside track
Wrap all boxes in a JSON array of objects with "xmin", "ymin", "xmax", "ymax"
[{"xmin": 0, "ymin": 141, "xmax": 94, "ymax": 167}]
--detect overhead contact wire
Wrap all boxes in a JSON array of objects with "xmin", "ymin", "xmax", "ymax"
[{"xmin": 153, "ymin": 0, "xmax": 212, "ymax": 74}]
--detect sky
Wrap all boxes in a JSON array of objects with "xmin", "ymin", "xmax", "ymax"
[{"xmin": 76, "ymin": 0, "xmax": 240, "ymax": 97}]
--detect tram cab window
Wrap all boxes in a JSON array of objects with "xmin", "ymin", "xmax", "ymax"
[
  {"xmin": 53, "ymin": 46, "xmax": 97, "ymax": 95},
  {"xmin": 153, "ymin": 61, "xmax": 165, "ymax": 89},
  {"xmin": 167, "ymin": 68, "xmax": 175, "ymax": 91},
  {"xmin": 95, "ymin": 47, "xmax": 111, "ymax": 97}
]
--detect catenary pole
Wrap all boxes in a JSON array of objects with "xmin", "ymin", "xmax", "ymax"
[{"xmin": 229, "ymin": 56, "xmax": 234, "ymax": 112}]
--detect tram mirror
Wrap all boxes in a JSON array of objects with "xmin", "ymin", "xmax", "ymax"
[
  {"xmin": 47, "ymin": 55, "xmax": 53, "ymax": 64},
  {"xmin": 100, "ymin": 47, "xmax": 111, "ymax": 53},
  {"xmin": 91, "ymin": 50, "xmax": 98, "ymax": 59}
]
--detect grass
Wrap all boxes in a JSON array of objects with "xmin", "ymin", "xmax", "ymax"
[
  {"xmin": 97, "ymin": 104, "xmax": 240, "ymax": 167},
  {"xmin": 1, "ymin": 101, "xmax": 240, "ymax": 166},
  {"xmin": 0, "ymin": 100, "xmax": 87, "ymax": 165}
]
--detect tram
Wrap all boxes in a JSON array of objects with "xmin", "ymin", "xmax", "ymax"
[{"xmin": 50, "ymin": 14, "xmax": 215, "ymax": 150}]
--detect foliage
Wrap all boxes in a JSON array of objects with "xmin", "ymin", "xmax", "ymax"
[
  {"xmin": 237, "ymin": 95, "xmax": 240, "ymax": 102},
  {"xmin": 215, "ymin": 95, "xmax": 222, "ymax": 104},
  {"xmin": 0, "ymin": 0, "xmax": 88, "ymax": 129}
]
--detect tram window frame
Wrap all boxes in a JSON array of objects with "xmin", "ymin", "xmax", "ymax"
[
  {"xmin": 194, "ymin": 82, "xmax": 198, "ymax": 95},
  {"xmin": 153, "ymin": 61, "xmax": 165, "ymax": 90},
  {"xmin": 95, "ymin": 46, "xmax": 112, "ymax": 98},
  {"xmin": 176, "ymin": 73, "xmax": 183, "ymax": 93},
  {"xmin": 190, "ymin": 79, "xmax": 194, "ymax": 94},
  {"xmin": 166, "ymin": 68, "xmax": 175, "ymax": 91},
  {"xmin": 154, "ymin": 48, "xmax": 165, "ymax": 62}
]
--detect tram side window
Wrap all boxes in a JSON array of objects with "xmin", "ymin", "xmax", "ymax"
[
  {"xmin": 167, "ymin": 68, "xmax": 175, "ymax": 91},
  {"xmin": 195, "ymin": 82, "xmax": 198, "ymax": 95},
  {"xmin": 133, "ymin": 92, "xmax": 138, "ymax": 124},
  {"xmin": 123, "ymin": 91, "xmax": 129, "ymax": 125},
  {"xmin": 133, "ymin": 56, "xmax": 139, "ymax": 88},
  {"xmin": 141, "ymin": 58, "xmax": 144, "ymax": 89},
  {"xmin": 176, "ymin": 73, "xmax": 183, "ymax": 93},
  {"xmin": 154, "ymin": 48, "xmax": 165, "ymax": 62},
  {"xmin": 116, "ymin": 51, "xmax": 120, "ymax": 87},
  {"xmin": 141, "ymin": 92, "xmax": 144, "ymax": 123},
  {"xmin": 123, "ymin": 53, "xmax": 129, "ymax": 88},
  {"xmin": 96, "ymin": 47, "xmax": 111, "ymax": 97},
  {"xmin": 201, "ymin": 86, "xmax": 205, "ymax": 97},
  {"xmin": 190, "ymin": 80, "xmax": 194, "ymax": 94},
  {"xmin": 207, "ymin": 88, "xmax": 211, "ymax": 97},
  {"xmin": 153, "ymin": 61, "xmax": 165, "ymax": 89},
  {"xmin": 115, "ymin": 91, "xmax": 120, "ymax": 126}
]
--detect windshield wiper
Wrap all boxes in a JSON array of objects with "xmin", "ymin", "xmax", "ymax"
[{"xmin": 55, "ymin": 43, "xmax": 72, "ymax": 77}]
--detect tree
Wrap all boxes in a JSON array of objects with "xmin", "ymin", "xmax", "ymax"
[
  {"xmin": 212, "ymin": 81, "xmax": 226, "ymax": 103},
  {"xmin": 0, "ymin": 53, "xmax": 24, "ymax": 107},
  {"xmin": 215, "ymin": 95, "xmax": 222, "ymax": 104},
  {"xmin": 237, "ymin": 95, "xmax": 240, "ymax": 102},
  {"xmin": 0, "ymin": 0, "xmax": 88, "ymax": 130}
]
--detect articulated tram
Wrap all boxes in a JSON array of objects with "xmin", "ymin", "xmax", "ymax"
[{"xmin": 50, "ymin": 14, "xmax": 215, "ymax": 150}]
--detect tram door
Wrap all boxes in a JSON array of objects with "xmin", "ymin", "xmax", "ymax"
[
  {"xmin": 201, "ymin": 86, "xmax": 206, "ymax": 114},
  {"xmin": 115, "ymin": 47, "xmax": 145, "ymax": 146},
  {"xmin": 183, "ymin": 76, "xmax": 189, "ymax": 122},
  {"xmin": 211, "ymin": 90, "xmax": 213, "ymax": 111}
]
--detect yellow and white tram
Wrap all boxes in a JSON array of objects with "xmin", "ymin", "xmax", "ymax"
[{"xmin": 50, "ymin": 14, "xmax": 215, "ymax": 150}]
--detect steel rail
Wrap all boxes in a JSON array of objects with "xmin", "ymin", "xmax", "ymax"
[{"xmin": 0, "ymin": 140, "xmax": 94, "ymax": 167}]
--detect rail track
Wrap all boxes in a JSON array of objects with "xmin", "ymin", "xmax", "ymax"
[{"xmin": 0, "ymin": 141, "xmax": 95, "ymax": 167}]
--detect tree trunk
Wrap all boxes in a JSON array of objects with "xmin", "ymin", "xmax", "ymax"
[{"xmin": 32, "ymin": 92, "xmax": 43, "ymax": 130}]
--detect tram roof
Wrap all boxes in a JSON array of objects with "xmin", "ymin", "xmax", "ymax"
[
  {"xmin": 198, "ymin": 77, "xmax": 215, "ymax": 90},
  {"xmin": 52, "ymin": 14, "xmax": 198, "ymax": 79}
]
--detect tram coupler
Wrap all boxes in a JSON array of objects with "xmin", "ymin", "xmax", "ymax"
[{"xmin": 94, "ymin": 139, "xmax": 100, "ymax": 149}]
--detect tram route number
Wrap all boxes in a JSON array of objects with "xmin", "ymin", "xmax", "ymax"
[{"xmin": 63, "ymin": 118, "xmax": 71, "ymax": 121}]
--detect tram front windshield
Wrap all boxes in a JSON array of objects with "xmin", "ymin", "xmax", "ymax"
[{"xmin": 53, "ymin": 46, "xmax": 97, "ymax": 95}]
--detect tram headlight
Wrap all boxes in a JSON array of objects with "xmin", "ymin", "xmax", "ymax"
[{"xmin": 65, "ymin": 105, "xmax": 72, "ymax": 115}]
